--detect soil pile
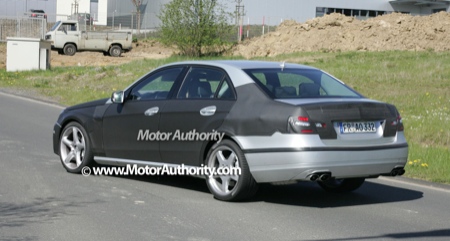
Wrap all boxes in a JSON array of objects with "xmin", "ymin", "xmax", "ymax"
[{"xmin": 232, "ymin": 12, "xmax": 450, "ymax": 58}]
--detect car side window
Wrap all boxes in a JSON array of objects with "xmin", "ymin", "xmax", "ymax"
[
  {"xmin": 216, "ymin": 77, "xmax": 236, "ymax": 99},
  {"xmin": 130, "ymin": 67, "xmax": 183, "ymax": 101},
  {"xmin": 177, "ymin": 67, "xmax": 225, "ymax": 99}
]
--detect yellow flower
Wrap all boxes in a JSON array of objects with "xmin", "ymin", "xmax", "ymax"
[
  {"xmin": 408, "ymin": 161, "xmax": 413, "ymax": 165},
  {"xmin": 414, "ymin": 159, "xmax": 419, "ymax": 163},
  {"xmin": 421, "ymin": 163, "xmax": 428, "ymax": 168}
]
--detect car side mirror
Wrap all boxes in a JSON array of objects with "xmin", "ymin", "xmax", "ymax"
[{"xmin": 111, "ymin": 91, "xmax": 124, "ymax": 104}]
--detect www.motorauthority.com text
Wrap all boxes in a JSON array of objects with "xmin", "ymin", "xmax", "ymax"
[{"xmin": 81, "ymin": 164, "xmax": 241, "ymax": 178}]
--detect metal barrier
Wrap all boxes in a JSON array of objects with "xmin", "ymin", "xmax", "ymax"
[{"xmin": 0, "ymin": 16, "xmax": 47, "ymax": 42}]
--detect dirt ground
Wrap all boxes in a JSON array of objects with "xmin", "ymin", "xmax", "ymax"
[
  {"xmin": 0, "ymin": 39, "xmax": 174, "ymax": 69},
  {"xmin": 1, "ymin": 12, "xmax": 450, "ymax": 68}
]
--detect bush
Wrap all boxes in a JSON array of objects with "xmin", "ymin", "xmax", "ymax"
[{"xmin": 158, "ymin": 0, "xmax": 235, "ymax": 57}]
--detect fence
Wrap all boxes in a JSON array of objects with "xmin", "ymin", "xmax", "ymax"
[
  {"xmin": 0, "ymin": 13, "xmax": 289, "ymax": 43},
  {"xmin": 0, "ymin": 16, "xmax": 47, "ymax": 42}
]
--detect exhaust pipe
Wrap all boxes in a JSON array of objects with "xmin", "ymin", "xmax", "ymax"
[
  {"xmin": 307, "ymin": 172, "xmax": 332, "ymax": 181},
  {"xmin": 390, "ymin": 167, "xmax": 405, "ymax": 176},
  {"xmin": 319, "ymin": 173, "xmax": 330, "ymax": 181},
  {"xmin": 309, "ymin": 174, "xmax": 319, "ymax": 181}
]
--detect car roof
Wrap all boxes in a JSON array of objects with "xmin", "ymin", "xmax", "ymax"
[
  {"xmin": 156, "ymin": 60, "xmax": 319, "ymax": 87},
  {"xmin": 162, "ymin": 60, "xmax": 317, "ymax": 70}
]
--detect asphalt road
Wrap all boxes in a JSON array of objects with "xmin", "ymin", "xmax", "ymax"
[{"xmin": 1, "ymin": 91, "xmax": 450, "ymax": 241}]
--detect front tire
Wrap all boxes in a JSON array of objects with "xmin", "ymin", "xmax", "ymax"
[
  {"xmin": 318, "ymin": 178, "xmax": 365, "ymax": 193},
  {"xmin": 59, "ymin": 122, "xmax": 93, "ymax": 173},
  {"xmin": 205, "ymin": 140, "xmax": 258, "ymax": 201},
  {"xmin": 63, "ymin": 44, "xmax": 76, "ymax": 56}
]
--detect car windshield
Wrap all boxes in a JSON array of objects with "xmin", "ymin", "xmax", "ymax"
[
  {"xmin": 50, "ymin": 21, "xmax": 61, "ymax": 31},
  {"xmin": 244, "ymin": 68, "xmax": 362, "ymax": 99}
]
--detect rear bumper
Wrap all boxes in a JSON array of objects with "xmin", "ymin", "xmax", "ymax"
[
  {"xmin": 233, "ymin": 132, "xmax": 408, "ymax": 183},
  {"xmin": 245, "ymin": 145, "xmax": 408, "ymax": 183}
]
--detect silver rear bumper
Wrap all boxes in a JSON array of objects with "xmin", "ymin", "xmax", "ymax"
[
  {"xmin": 245, "ymin": 146, "xmax": 408, "ymax": 183},
  {"xmin": 233, "ymin": 132, "xmax": 408, "ymax": 183}
]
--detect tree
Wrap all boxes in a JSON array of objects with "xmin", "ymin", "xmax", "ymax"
[
  {"xmin": 131, "ymin": 0, "xmax": 142, "ymax": 34},
  {"xmin": 158, "ymin": 0, "xmax": 234, "ymax": 57}
]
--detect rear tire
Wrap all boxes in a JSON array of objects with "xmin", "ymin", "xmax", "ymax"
[
  {"xmin": 205, "ymin": 140, "xmax": 258, "ymax": 201},
  {"xmin": 63, "ymin": 44, "xmax": 76, "ymax": 56},
  {"xmin": 109, "ymin": 45, "xmax": 122, "ymax": 57},
  {"xmin": 318, "ymin": 178, "xmax": 365, "ymax": 193}
]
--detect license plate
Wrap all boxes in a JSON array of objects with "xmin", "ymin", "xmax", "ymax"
[{"xmin": 340, "ymin": 121, "xmax": 376, "ymax": 134}]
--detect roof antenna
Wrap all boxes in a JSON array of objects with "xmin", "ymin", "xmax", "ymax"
[{"xmin": 280, "ymin": 61, "xmax": 285, "ymax": 71}]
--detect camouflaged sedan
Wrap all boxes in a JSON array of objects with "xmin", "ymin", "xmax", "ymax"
[{"xmin": 53, "ymin": 60, "xmax": 408, "ymax": 201}]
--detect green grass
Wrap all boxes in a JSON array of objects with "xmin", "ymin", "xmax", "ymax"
[{"xmin": 1, "ymin": 50, "xmax": 449, "ymax": 183}]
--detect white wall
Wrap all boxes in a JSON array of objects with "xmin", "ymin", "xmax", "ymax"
[
  {"xmin": 96, "ymin": 0, "xmax": 108, "ymax": 25},
  {"xmin": 56, "ymin": 0, "xmax": 91, "ymax": 21}
]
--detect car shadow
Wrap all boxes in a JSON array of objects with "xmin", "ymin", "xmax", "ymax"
[
  {"xmin": 105, "ymin": 173, "xmax": 423, "ymax": 207},
  {"xmin": 302, "ymin": 228, "xmax": 450, "ymax": 241},
  {"xmin": 249, "ymin": 180, "xmax": 423, "ymax": 207}
]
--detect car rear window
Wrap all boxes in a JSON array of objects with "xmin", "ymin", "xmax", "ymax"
[{"xmin": 244, "ymin": 68, "xmax": 361, "ymax": 99}]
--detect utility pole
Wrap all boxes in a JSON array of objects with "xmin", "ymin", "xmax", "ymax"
[
  {"xmin": 71, "ymin": 0, "xmax": 79, "ymax": 15},
  {"xmin": 131, "ymin": 0, "xmax": 142, "ymax": 34},
  {"xmin": 235, "ymin": 0, "xmax": 244, "ymax": 42}
]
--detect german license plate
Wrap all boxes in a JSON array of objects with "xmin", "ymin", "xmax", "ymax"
[{"xmin": 340, "ymin": 122, "xmax": 376, "ymax": 134}]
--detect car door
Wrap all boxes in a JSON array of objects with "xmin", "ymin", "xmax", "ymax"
[
  {"xmin": 159, "ymin": 66, "xmax": 236, "ymax": 166},
  {"xmin": 102, "ymin": 67, "xmax": 185, "ymax": 162}
]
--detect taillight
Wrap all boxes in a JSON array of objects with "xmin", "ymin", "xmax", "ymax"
[
  {"xmin": 301, "ymin": 129, "xmax": 314, "ymax": 134},
  {"xmin": 295, "ymin": 116, "xmax": 310, "ymax": 127},
  {"xmin": 391, "ymin": 115, "xmax": 404, "ymax": 131},
  {"xmin": 289, "ymin": 116, "xmax": 317, "ymax": 134}
]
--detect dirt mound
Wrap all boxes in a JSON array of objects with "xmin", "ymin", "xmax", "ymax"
[{"xmin": 232, "ymin": 12, "xmax": 450, "ymax": 58}]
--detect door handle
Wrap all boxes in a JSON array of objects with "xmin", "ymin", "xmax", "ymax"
[
  {"xmin": 200, "ymin": 106, "xmax": 216, "ymax": 116},
  {"xmin": 144, "ymin": 107, "xmax": 159, "ymax": 116}
]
